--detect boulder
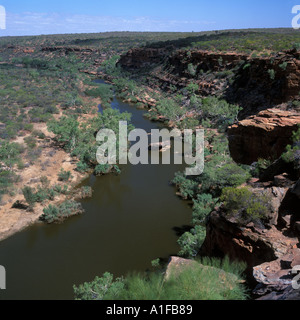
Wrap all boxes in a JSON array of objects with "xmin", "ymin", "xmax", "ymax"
[
  {"xmin": 164, "ymin": 256, "xmax": 241, "ymax": 288},
  {"xmin": 253, "ymin": 248, "xmax": 300, "ymax": 298}
]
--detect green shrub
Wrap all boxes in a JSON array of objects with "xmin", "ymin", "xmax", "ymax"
[
  {"xmin": 58, "ymin": 169, "xmax": 72, "ymax": 182},
  {"xmin": 22, "ymin": 184, "xmax": 58, "ymax": 209},
  {"xmin": 0, "ymin": 171, "xmax": 20, "ymax": 199},
  {"xmin": 267, "ymin": 69, "xmax": 276, "ymax": 80},
  {"xmin": 85, "ymin": 84, "xmax": 114, "ymax": 103},
  {"xmin": 243, "ymin": 63, "xmax": 251, "ymax": 70},
  {"xmin": 282, "ymin": 125, "xmax": 300, "ymax": 163},
  {"xmin": 76, "ymin": 161, "xmax": 89, "ymax": 173},
  {"xmin": 0, "ymin": 142, "xmax": 24, "ymax": 168},
  {"xmin": 74, "ymin": 272, "xmax": 125, "ymax": 300},
  {"xmin": 200, "ymin": 96, "xmax": 241, "ymax": 127},
  {"xmin": 178, "ymin": 117, "xmax": 199, "ymax": 130},
  {"xmin": 35, "ymin": 185, "xmax": 54, "ymax": 202},
  {"xmin": 192, "ymin": 193, "xmax": 216, "ymax": 225},
  {"xmin": 40, "ymin": 200, "xmax": 83, "ymax": 224},
  {"xmin": 32, "ymin": 130, "xmax": 46, "ymax": 139},
  {"xmin": 293, "ymin": 43, "xmax": 300, "ymax": 51},
  {"xmin": 220, "ymin": 187, "xmax": 270, "ymax": 224},
  {"xmin": 22, "ymin": 186, "xmax": 37, "ymax": 210},
  {"xmin": 40, "ymin": 204, "xmax": 60, "ymax": 223},
  {"xmin": 177, "ymin": 225, "xmax": 206, "ymax": 258},
  {"xmin": 94, "ymin": 164, "xmax": 112, "ymax": 176},
  {"xmin": 279, "ymin": 62, "xmax": 288, "ymax": 70},
  {"xmin": 251, "ymin": 158, "xmax": 272, "ymax": 177},
  {"xmin": 198, "ymin": 161, "xmax": 251, "ymax": 196},
  {"xmin": 40, "ymin": 176, "xmax": 50, "ymax": 188},
  {"xmin": 78, "ymin": 186, "xmax": 93, "ymax": 199},
  {"xmin": 172, "ymin": 172, "xmax": 198, "ymax": 199},
  {"xmin": 156, "ymin": 98, "xmax": 186, "ymax": 122},
  {"xmin": 187, "ymin": 63, "xmax": 197, "ymax": 76}
]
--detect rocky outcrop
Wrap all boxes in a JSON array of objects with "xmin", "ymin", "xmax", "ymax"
[
  {"xmin": 200, "ymin": 171, "xmax": 300, "ymax": 299},
  {"xmin": 230, "ymin": 49, "xmax": 300, "ymax": 117},
  {"xmin": 117, "ymin": 47, "xmax": 169, "ymax": 70},
  {"xmin": 228, "ymin": 109, "xmax": 300, "ymax": 165},
  {"xmin": 165, "ymin": 256, "xmax": 242, "ymax": 289},
  {"xmin": 167, "ymin": 50, "xmax": 247, "ymax": 75},
  {"xmin": 41, "ymin": 46, "xmax": 96, "ymax": 54},
  {"xmin": 253, "ymin": 248, "xmax": 300, "ymax": 297},
  {"xmin": 119, "ymin": 47, "xmax": 300, "ymax": 117},
  {"xmin": 200, "ymin": 209, "xmax": 298, "ymax": 273}
]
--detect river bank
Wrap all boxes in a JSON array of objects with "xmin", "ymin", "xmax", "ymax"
[
  {"xmin": 0, "ymin": 80, "xmax": 102, "ymax": 242},
  {"xmin": 0, "ymin": 79, "xmax": 193, "ymax": 300}
]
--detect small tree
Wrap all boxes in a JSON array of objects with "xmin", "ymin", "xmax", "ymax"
[
  {"xmin": 58, "ymin": 169, "xmax": 72, "ymax": 182},
  {"xmin": 267, "ymin": 69, "xmax": 276, "ymax": 80},
  {"xmin": 22, "ymin": 186, "xmax": 36, "ymax": 211}
]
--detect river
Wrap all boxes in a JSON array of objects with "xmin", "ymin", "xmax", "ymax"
[{"xmin": 0, "ymin": 80, "xmax": 192, "ymax": 300}]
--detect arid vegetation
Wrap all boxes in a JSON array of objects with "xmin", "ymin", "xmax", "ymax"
[{"xmin": 1, "ymin": 28, "xmax": 300, "ymax": 300}]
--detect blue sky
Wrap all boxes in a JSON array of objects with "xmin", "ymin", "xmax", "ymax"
[{"xmin": 0, "ymin": 0, "xmax": 299, "ymax": 36}]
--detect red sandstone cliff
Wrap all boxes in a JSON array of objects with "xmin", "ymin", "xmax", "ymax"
[{"xmin": 228, "ymin": 109, "xmax": 300, "ymax": 165}]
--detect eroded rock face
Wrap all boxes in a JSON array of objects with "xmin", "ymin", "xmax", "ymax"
[
  {"xmin": 117, "ymin": 47, "xmax": 169, "ymax": 69},
  {"xmin": 119, "ymin": 47, "xmax": 300, "ymax": 117},
  {"xmin": 253, "ymin": 248, "xmax": 300, "ymax": 297},
  {"xmin": 200, "ymin": 173, "xmax": 300, "ymax": 299},
  {"xmin": 230, "ymin": 49, "xmax": 300, "ymax": 117},
  {"xmin": 200, "ymin": 210, "xmax": 297, "ymax": 271},
  {"xmin": 228, "ymin": 109, "xmax": 300, "ymax": 165}
]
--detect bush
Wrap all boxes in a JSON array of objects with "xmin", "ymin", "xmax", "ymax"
[
  {"xmin": 77, "ymin": 186, "xmax": 93, "ymax": 199},
  {"xmin": 76, "ymin": 161, "xmax": 89, "ymax": 173},
  {"xmin": 40, "ymin": 200, "xmax": 83, "ymax": 224},
  {"xmin": 22, "ymin": 186, "xmax": 37, "ymax": 210},
  {"xmin": 74, "ymin": 272, "xmax": 124, "ymax": 300},
  {"xmin": 24, "ymin": 136, "xmax": 37, "ymax": 149},
  {"xmin": 200, "ymin": 96, "xmax": 240, "ymax": 127},
  {"xmin": 40, "ymin": 204, "xmax": 60, "ymax": 223},
  {"xmin": 251, "ymin": 158, "xmax": 272, "ymax": 177},
  {"xmin": 35, "ymin": 185, "xmax": 55, "ymax": 202},
  {"xmin": 53, "ymin": 184, "xmax": 69, "ymax": 195},
  {"xmin": 58, "ymin": 169, "xmax": 72, "ymax": 182},
  {"xmin": 0, "ymin": 171, "xmax": 19, "ymax": 198},
  {"xmin": 279, "ymin": 62, "xmax": 288, "ymax": 70},
  {"xmin": 32, "ymin": 130, "xmax": 46, "ymax": 139},
  {"xmin": 281, "ymin": 125, "xmax": 300, "ymax": 163},
  {"xmin": 85, "ymin": 84, "xmax": 114, "ymax": 103},
  {"xmin": 220, "ymin": 187, "xmax": 271, "ymax": 224},
  {"xmin": 267, "ymin": 69, "xmax": 276, "ymax": 80},
  {"xmin": 192, "ymin": 193, "xmax": 216, "ymax": 225},
  {"xmin": 40, "ymin": 176, "xmax": 50, "ymax": 188},
  {"xmin": 22, "ymin": 185, "xmax": 58, "ymax": 209},
  {"xmin": 187, "ymin": 63, "xmax": 197, "ymax": 76},
  {"xmin": 156, "ymin": 98, "xmax": 186, "ymax": 122},
  {"xmin": 94, "ymin": 164, "xmax": 112, "ymax": 176},
  {"xmin": 172, "ymin": 172, "xmax": 198, "ymax": 199},
  {"xmin": 177, "ymin": 225, "xmax": 206, "ymax": 258},
  {"xmin": 0, "ymin": 142, "xmax": 24, "ymax": 168},
  {"xmin": 197, "ymin": 161, "xmax": 251, "ymax": 197}
]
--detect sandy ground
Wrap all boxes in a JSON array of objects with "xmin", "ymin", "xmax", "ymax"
[{"xmin": 0, "ymin": 94, "xmax": 100, "ymax": 242}]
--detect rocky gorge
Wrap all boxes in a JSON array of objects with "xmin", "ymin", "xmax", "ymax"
[{"xmin": 117, "ymin": 44, "xmax": 300, "ymax": 299}]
